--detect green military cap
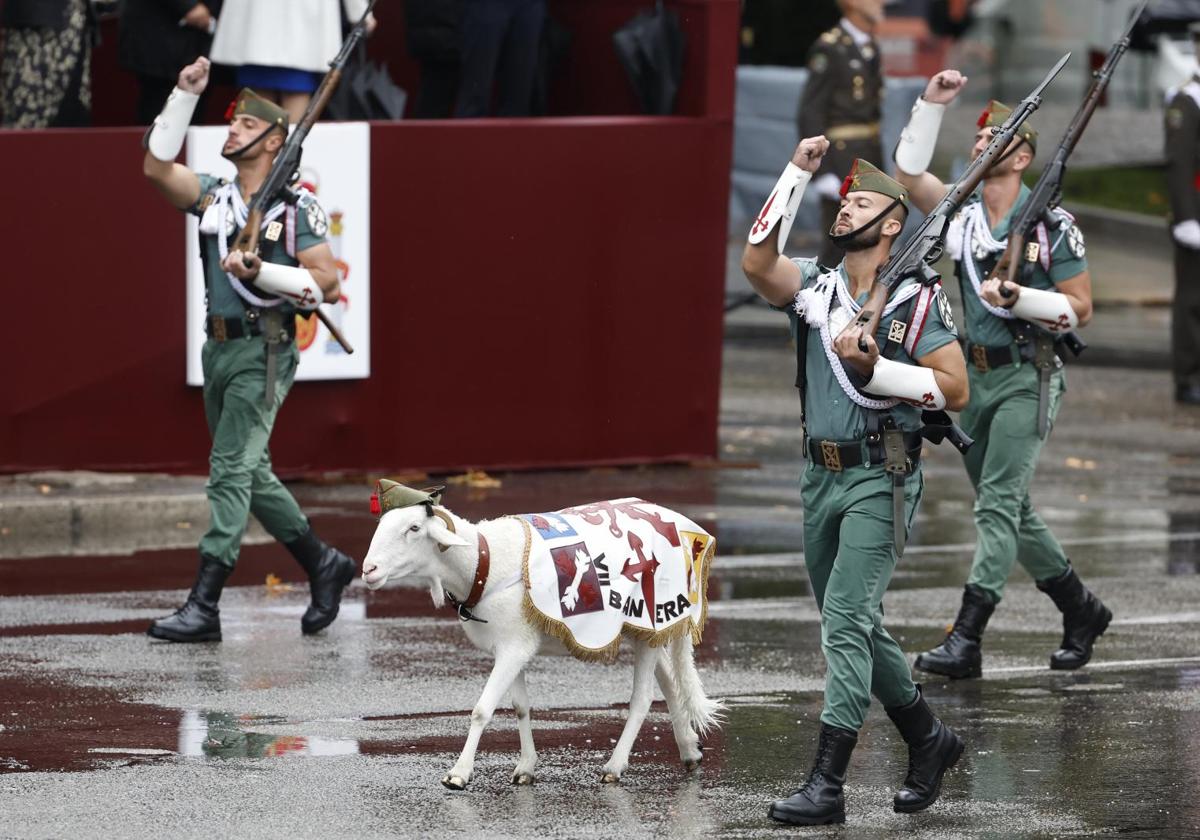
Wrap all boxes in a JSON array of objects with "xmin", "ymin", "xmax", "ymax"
[
  {"xmin": 839, "ymin": 159, "xmax": 910, "ymax": 208},
  {"xmin": 370, "ymin": 479, "xmax": 445, "ymax": 516},
  {"xmin": 977, "ymin": 100, "xmax": 1037, "ymax": 151},
  {"xmin": 226, "ymin": 88, "xmax": 289, "ymax": 133}
]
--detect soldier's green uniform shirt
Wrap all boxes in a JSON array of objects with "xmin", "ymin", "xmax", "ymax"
[
  {"xmin": 783, "ymin": 259, "xmax": 959, "ymax": 440},
  {"xmin": 952, "ymin": 184, "xmax": 1087, "ymax": 602},
  {"xmin": 956, "ymin": 184, "xmax": 1087, "ymax": 347},
  {"xmin": 185, "ymin": 174, "xmax": 330, "ymax": 569},
  {"xmin": 192, "ymin": 174, "xmax": 327, "ymax": 318},
  {"xmin": 778, "ymin": 258, "xmax": 957, "ymax": 733}
]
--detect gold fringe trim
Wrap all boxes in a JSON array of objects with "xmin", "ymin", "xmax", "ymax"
[{"xmin": 515, "ymin": 517, "xmax": 719, "ymax": 665}]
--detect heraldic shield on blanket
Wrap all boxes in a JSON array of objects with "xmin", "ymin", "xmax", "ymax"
[{"xmin": 518, "ymin": 498, "xmax": 715, "ymax": 663}]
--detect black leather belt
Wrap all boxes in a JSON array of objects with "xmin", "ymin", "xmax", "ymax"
[
  {"xmin": 806, "ymin": 432, "xmax": 924, "ymax": 472},
  {"xmin": 206, "ymin": 314, "xmax": 297, "ymax": 342},
  {"xmin": 964, "ymin": 341, "xmax": 1021, "ymax": 373}
]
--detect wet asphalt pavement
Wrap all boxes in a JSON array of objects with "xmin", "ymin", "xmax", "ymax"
[{"xmin": 5, "ymin": 334, "xmax": 1200, "ymax": 838}]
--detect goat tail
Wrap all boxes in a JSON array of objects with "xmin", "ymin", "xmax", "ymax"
[{"xmin": 668, "ymin": 632, "xmax": 725, "ymax": 736}]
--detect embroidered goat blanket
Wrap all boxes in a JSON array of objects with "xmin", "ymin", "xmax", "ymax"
[{"xmin": 517, "ymin": 498, "xmax": 715, "ymax": 663}]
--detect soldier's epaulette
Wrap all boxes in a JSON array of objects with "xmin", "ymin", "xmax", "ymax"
[{"xmin": 820, "ymin": 28, "xmax": 840, "ymax": 45}]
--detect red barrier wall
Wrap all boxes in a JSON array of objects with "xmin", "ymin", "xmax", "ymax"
[
  {"xmin": 1, "ymin": 115, "xmax": 733, "ymax": 474},
  {"xmin": 1, "ymin": 1, "xmax": 736, "ymax": 476}
]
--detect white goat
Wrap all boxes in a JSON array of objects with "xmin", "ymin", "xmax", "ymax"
[{"xmin": 361, "ymin": 500, "xmax": 723, "ymax": 790}]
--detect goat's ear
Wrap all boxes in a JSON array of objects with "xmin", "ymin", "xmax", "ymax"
[{"xmin": 427, "ymin": 514, "xmax": 470, "ymax": 548}]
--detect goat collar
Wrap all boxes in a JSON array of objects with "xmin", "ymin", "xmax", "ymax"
[{"xmin": 444, "ymin": 531, "xmax": 491, "ymax": 623}]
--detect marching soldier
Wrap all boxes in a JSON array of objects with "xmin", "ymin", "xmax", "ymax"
[
  {"xmin": 798, "ymin": 0, "xmax": 887, "ymax": 267},
  {"xmin": 743, "ymin": 137, "xmax": 968, "ymax": 825},
  {"xmin": 894, "ymin": 71, "xmax": 1111, "ymax": 678},
  {"xmin": 1165, "ymin": 23, "xmax": 1200, "ymax": 405},
  {"xmin": 141, "ymin": 57, "xmax": 357, "ymax": 642}
]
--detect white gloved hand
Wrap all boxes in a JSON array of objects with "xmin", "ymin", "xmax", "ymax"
[{"xmin": 1174, "ymin": 220, "xmax": 1200, "ymax": 250}]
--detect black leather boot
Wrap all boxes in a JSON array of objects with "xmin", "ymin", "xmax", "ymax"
[
  {"xmin": 886, "ymin": 685, "xmax": 964, "ymax": 813},
  {"xmin": 147, "ymin": 557, "xmax": 231, "ymax": 642},
  {"xmin": 1036, "ymin": 564, "xmax": 1112, "ymax": 670},
  {"xmin": 768, "ymin": 724, "xmax": 858, "ymax": 826},
  {"xmin": 914, "ymin": 584, "xmax": 996, "ymax": 679},
  {"xmin": 287, "ymin": 526, "xmax": 356, "ymax": 635}
]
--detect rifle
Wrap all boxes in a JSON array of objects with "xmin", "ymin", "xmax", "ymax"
[
  {"xmin": 231, "ymin": 0, "xmax": 378, "ymax": 354},
  {"xmin": 844, "ymin": 53, "xmax": 1071, "ymax": 353},
  {"xmin": 991, "ymin": 0, "xmax": 1148, "ymax": 358}
]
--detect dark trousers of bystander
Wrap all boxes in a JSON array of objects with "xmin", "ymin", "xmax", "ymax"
[
  {"xmin": 413, "ymin": 60, "xmax": 460, "ymax": 119},
  {"xmin": 454, "ymin": 0, "xmax": 546, "ymax": 117},
  {"xmin": 1173, "ymin": 243, "xmax": 1200, "ymax": 395}
]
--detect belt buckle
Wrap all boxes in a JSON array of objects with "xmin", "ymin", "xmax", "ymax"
[
  {"xmin": 970, "ymin": 345, "xmax": 990, "ymax": 373},
  {"xmin": 820, "ymin": 440, "xmax": 843, "ymax": 472},
  {"xmin": 211, "ymin": 316, "xmax": 227, "ymax": 342}
]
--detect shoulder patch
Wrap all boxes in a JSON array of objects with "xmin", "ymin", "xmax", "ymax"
[
  {"xmin": 1066, "ymin": 224, "xmax": 1086, "ymax": 259},
  {"xmin": 306, "ymin": 202, "xmax": 329, "ymax": 237},
  {"xmin": 809, "ymin": 51, "xmax": 829, "ymax": 74},
  {"xmin": 936, "ymin": 288, "xmax": 956, "ymax": 333}
]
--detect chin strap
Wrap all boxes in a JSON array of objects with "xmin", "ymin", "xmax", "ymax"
[
  {"xmin": 221, "ymin": 123, "xmax": 283, "ymax": 161},
  {"xmin": 828, "ymin": 197, "xmax": 904, "ymax": 247},
  {"xmin": 991, "ymin": 136, "xmax": 1029, "ymax": 171}
]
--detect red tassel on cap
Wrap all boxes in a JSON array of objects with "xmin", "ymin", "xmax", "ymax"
[
  {"xmin": 224, "ymin": 99, "xmax": 237, "ymax": 122},
  {"xmin": 976, "ymin": 106, "xmax": 990, "ymax": 129},
  {"xmin": 839, "ymin": 174, "xmax": 853, "ymax": 199},
  {"xmin": 370, "ymin": 492, "xmax": 381, "ymax": 516}
]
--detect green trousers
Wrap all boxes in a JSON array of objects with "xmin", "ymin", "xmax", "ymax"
[
  {"xmin": 801, "ymin": 461, "xmax": 922, "ymax": 733},
  {"xmin": 198, "ymin": 336, "xmax": 308, "ymax": 568},
  {"xmin": 960, "ymin": 361, "xmax": 1069, "ymax": 603}
]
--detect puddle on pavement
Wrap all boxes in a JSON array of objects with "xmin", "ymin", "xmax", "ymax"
[
  {"xmin": 0, "ymin": 674, "xmax": 180, "ymax": 773},
  {"xmin": 178, "ymin": 710, "xmax": 359, "ymax": 759}
]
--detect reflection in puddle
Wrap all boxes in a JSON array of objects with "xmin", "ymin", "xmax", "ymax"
[{"xmin": 178, "ymin": 710, "xmax": 359, "ymax": 759}]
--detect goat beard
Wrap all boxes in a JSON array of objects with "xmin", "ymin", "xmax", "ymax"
[{"xmin": 428, "ymin": 574, "xmax": 446, "ymax": 608}]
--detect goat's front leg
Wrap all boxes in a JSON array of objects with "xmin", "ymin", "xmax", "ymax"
[
  {"xmin": 509, "ymin": 670, "xmax": 537, "ymax": 785},
  {"xmin": 601, "ymin": 641, "xmax": 657, "ymax": 783},
  {"xmin": 444, "ymin": 644, "xmax": 534, "ymax": 790}
]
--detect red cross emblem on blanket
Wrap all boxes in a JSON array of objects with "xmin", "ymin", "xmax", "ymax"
[{"xmin": 622, "ymin": 532, "xmax": 660, "ymax": 627}]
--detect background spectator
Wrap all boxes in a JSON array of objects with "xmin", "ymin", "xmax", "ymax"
[
  {"xmin": 455, "ymin": 0, "xmax": 545, "ymax": 117},
  {"xmin": 1, "ymin": 0, "xmax": 95, "ymax": 127},
  {"xmin": 208, "ymin": 0, "xmax": 377, "ymax": 124},
  {"xmin": 404, "ymin": 0, "xmax": 461, "ymax": 119},
  {"xmin": 117, "ymin": 0, "xmax": 222, "ymax": 125}
]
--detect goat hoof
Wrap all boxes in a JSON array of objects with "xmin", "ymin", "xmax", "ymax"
[
  {"xmin": 684, "ymin": 757, "xmax": 702, "ymax": 772},
  {"xmin": 600, "ymin": 771, "xmax": 621, "ymax": 784},
  {"xmin": 441, "ymin": 774, "xmax": 467, "ymax": 790},
  {"xmin": 512, "ymin": 772, "xmax": 535, "ymax": 786}
]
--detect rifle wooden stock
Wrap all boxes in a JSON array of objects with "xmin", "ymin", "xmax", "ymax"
[
  {"xmin": 995, "ymin": 231, "xmax": 1026, "ymax": 298},
  {"xmin": 233, "ymin": 208, "xmax": 263, "ymax": 255}
]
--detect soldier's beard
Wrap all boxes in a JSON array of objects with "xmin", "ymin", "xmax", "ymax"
[{"xmin": 837, "ymin": 220, "xmax": 884, "ymax": 252}]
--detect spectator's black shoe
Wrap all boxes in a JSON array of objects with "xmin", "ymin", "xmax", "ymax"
[
  {"xmin": 886, "ymin": 685, "xmax": 965, "ymax": 813},
  {"xmin": 914, "ymin": 584, "xmax": 995, "ymax": 679},
  {"xmin": 147, "ymin": 557, "xmax": 230, "ymax": 642},
  {"xmin": 1037, "ymin": 564, "xmax": 1112, "ymax": 670},
  {"xmin": 287, "ymin": 527, "xmax": 357, "ymax": 635},
  {"xmin": 768, "ymin": 724, "xmax": 858, "ymax": 826}
]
